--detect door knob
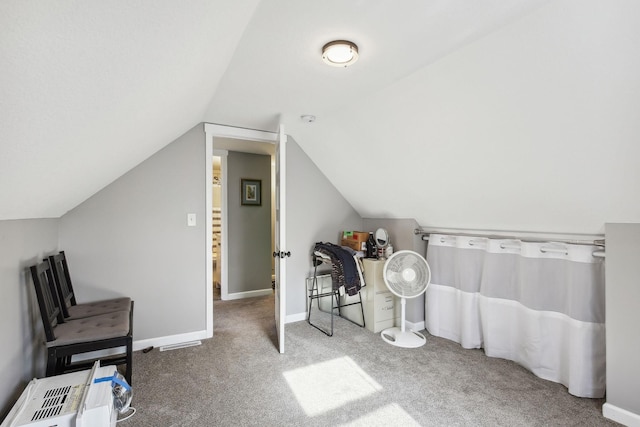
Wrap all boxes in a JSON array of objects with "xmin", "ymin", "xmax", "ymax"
[{"xmin": 273, "ymin": 251, "xmax": 291, "ymax": 258}]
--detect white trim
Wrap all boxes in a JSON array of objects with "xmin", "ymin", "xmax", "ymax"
[
  {"xmin": 204, "ymin": 123, "xmax": 277, "ymax": 143},
  {"xmin": 133, "ymin": 330, "xmax": 209, "ymax": 352},
  {"xmin": 224, "ymin": 288, "xmax": 273, "ymax": 301},
  {"xmin": 286, "ymin": 311, "xmax": 308, "ymax": 324},
  {"xmin": 603, "ymin": 403, "xmax": 640, "ymax": 427},
  {"xmin": 406, "ymin": 319, "xmax": 425, "ymax": 332}
]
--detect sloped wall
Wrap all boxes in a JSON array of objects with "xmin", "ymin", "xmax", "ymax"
[
  {"xmin": 285, "ymin": 137, "xmax": 363, "ymax": 317},
  {"xmin": 59, "ymin": 124, "xmax": 207, "ymax": 342}
]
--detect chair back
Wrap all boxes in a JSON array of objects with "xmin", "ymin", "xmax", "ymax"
[
  {"xmin": 29, "ymin": 260, "xmax": 65, "ymax": 342},
  {"xmin": 48, "ymin": 251, "xmax": 76, "ymax": 317}
]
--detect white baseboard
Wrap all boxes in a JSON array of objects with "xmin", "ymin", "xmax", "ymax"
[
  {"xmin": 223, "ymin": 288, "xmax": 273, "ymax": 301},
  {"xmin": 407, "ymin": 319, "xmax": 425, "ymax": 332},
  {"xmin": 603, "ymin": 403, "xmax": 640, "ymax": 427},
  {"xmin": 133, "ymin": 330, "xmax": 209, "ymax": 352},
  {"xmin": 286, "ymin": 311, "xmax": 307, "ymax": 323}
]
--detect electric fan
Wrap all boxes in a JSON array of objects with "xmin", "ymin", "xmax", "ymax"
[{"xmin": 381, "ymin": 250, "xmax": 431, "ymax": 348}]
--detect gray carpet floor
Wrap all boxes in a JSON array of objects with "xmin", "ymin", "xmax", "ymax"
[{"xmin": 123, "ymin": 293, "xmax": 617, "ymax": 426}]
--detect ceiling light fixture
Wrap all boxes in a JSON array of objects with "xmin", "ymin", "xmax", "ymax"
[{"xmin": 322, "ymin": 40, "xmax": 359, "ymax": 67}]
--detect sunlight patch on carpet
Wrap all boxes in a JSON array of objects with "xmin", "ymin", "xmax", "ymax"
[
  {"xmin": 338, "ymin": 403, "xmax": 421, "ymax": 426},
  {"xmin": 283, "ymin": 356, "xmax": 382, "ymax": 417}
]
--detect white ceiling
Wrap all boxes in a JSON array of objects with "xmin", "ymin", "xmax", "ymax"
[
  {"xmin": 204, "ymin": 0, "xmax": 549, "ymax": 131},
  {"xmin": 3, "ymin": 0, "xmax": 639, "ymax": 235}
]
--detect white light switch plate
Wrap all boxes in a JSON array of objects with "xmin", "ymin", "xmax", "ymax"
[{"xmin": 187, "ymin": 213, "xmax": 197, "ymax": 227}]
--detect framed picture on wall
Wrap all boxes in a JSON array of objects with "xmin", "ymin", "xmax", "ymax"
[{"xmin": 241, "ymin": 178, "xmax": 261, "ymax": 206}]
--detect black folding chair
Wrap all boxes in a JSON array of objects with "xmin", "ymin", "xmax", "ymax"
[
  {"xmin": 29, "ymin": 260, "xmax": 133, "ymax": 383},
  {"xmin": 48, "ymin": 251, "xmax": 131, "ymax": 320}
]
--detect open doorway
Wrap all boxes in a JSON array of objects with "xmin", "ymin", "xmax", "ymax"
[
  {"xmin": 205, "ymin": 123, "xmax": 287, "ymax": 352},
  {"xmin": 211, "ymin": 144, "xmax": 274, "ymax": 302}
]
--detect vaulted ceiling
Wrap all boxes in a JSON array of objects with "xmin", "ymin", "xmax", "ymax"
[{"xmin": 2, "ymin": 1, "xmax": 639, "ymax": 234}]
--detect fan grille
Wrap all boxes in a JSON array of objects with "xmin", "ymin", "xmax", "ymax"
[{"xmin": 383, "ymin": 251, "xmax": 431, "ymax": 298}]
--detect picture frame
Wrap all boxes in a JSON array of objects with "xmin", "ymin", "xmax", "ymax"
[{"xmin": 241, "ymin": 178, "xmax": 261, "ymax": 206}]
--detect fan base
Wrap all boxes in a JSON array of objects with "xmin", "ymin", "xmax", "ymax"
[{"xmin": 380, "ymin": 327, "xmax": 426, "ymax": 348}]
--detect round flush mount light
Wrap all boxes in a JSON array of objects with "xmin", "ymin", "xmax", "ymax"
[{"xmin": 322, "ymin": 40, "xmax": 359, "ymax": 67}]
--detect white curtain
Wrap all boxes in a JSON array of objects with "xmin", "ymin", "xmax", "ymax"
[{"xmin": 425, "ymin": 234, "xmax": 606, "ymax": 398}]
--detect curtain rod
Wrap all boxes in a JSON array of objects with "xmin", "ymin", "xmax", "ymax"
[{"xmin": 414, "ymin": 227, "xmax": 605, "ymax": 248}]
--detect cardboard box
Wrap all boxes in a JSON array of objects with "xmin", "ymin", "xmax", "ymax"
[
  {"xmin": 342, "ymin": 231, "xmax": 369, "ymax": 242},
  {"xmin": 341, "ymin": 238, "xmax": 366, "ymax": 251},
  {"xmin": 341, "ymin": 231, "xmax": 369, "ymax": 251}
]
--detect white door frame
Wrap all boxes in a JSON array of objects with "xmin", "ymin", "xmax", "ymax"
[{"xmin": 204, "ymin": 123, "xmax": 279, "ymax": 338}]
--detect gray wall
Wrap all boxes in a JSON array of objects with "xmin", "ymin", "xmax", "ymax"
[
  {"xmin": 286, "ymin": 137, "xmax": 363, "ymax": 316},
  {"xmin": 363, "ymin": 218, "xmax": 426, "ymax": 323},
  {"xmin": 227, "ymin": 151, "xmax": 272, "ymax": 293},
  {"xmin": 59, "ymin": 124, "xmax": 207, "ymax": 341},
  {"xmin": 604, "ymin": 223, "xmax": 640, "ymax": 419},
  {"xmin": 0, "ymin": 219, "xmax": 58, "ymax": 420}
]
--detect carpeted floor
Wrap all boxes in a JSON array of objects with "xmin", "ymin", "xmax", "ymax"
[{"xmin": 123, "ymin": 293, "xmax": 617, "ymax": 426}]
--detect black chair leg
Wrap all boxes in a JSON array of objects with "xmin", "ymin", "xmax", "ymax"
[
  {"xmin": 46, "ymin": 349, "xmax": 58, "ymax": 377},
  {"xmin": 125, "ymin": 338, "xmax": 133, "ymax": 384}
]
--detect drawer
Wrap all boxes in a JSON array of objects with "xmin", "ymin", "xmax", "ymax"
[{"xmin": 375, "ymin": 293, "xmax": 395, "ymax": 321}]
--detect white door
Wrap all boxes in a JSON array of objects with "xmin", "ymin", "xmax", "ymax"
[{"xmin": 274, "ymin": 125, "xmax": 287, "ymax": 353}]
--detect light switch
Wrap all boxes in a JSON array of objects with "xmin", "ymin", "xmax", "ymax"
[{"xmin": 187, "ymin": 213, "xmax": 197, "ymax": 227}]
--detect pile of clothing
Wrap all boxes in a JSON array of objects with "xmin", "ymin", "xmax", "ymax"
[{"xmin": 313, "ymin": 242, "xmax": 364, "ymax": 296}]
